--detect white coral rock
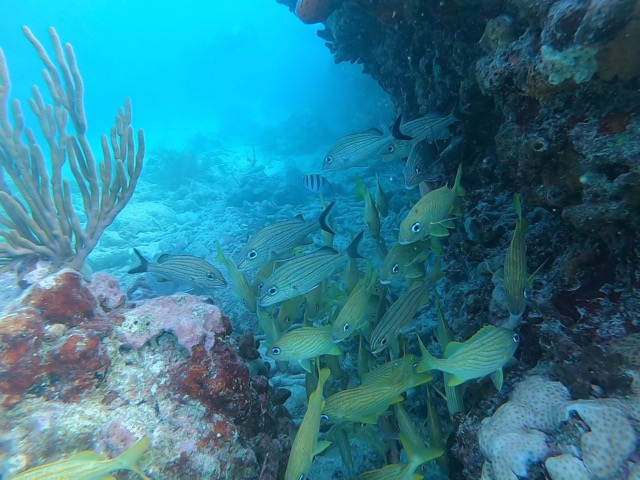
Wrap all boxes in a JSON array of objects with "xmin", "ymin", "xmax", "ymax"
[
  {"xmin": 556, "ymin": 399, "xmax": 637, "ymax": 479},
  {"xmin": 545, "ymin": 454, "xmax": 590, "ymax": 480}
]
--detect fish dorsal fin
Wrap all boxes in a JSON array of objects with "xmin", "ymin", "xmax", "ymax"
[
  {"xmin": 294, "ymin": 213, "xmax": 305, "ymax": 222},
  {"xmin": 157, "ymin": 254, "xmax": 172, "ymax": 263},
  {"xmin": 443, "ymin": 341, "xmax": 464, "ymax": 357},
  {"xmin": 66, "ymin": 451, "xmax": 107, "ymax": 462},
  {"xmin": 365, "ymin": 127, "xmax": 384, "ymax": 135}
]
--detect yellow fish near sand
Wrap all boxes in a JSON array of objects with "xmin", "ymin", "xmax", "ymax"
[{"xmin": 12, "ymin": 436, "xmax": 150, "ymax": 479}]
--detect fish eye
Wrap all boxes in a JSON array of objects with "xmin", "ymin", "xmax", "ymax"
[
  {"xmin": 285, "ymin": 316, "xmax": 291, "ymax": 324},
  {"xmin": 387, "ymin": 145, "xmax": 395, "ymax": 153},
  {"xmin": 392, "ymin": 263, "xmax": 400, "ymax": 274},
  {"xmin": 206, "ymin": 272, "xmax": 215, "ymax": 280},
  {"xmin": 298, "ymin": 475, "xmax": 305, "ymax": 480},
  {"xmin": 415, "ymin": 166, "xmax": 422, "ymax": 174},
  {"xmin": 248, "ymin": 250, "xmax": 257, "ymax": 259},
  {"xmin": 380, "ymin": 338, "xmax": 388, "ymax": 346},
  {"xmin": 268, "ymin": 286, "xmax": 278, "ymax": 296},
  {"xmin": 321, "ymin": 414, "xmax": 329, "ymax": 422},
  {"xmin": 343, "ymin": 323, "xmax": 350, "ymax": 332},
  {"xmin": 413, "ymin": 361, "xmax": 419, "ymax": 368},
  {"xmin": 271, "ymin": 347, "xmax": 282, "ymax": 355},
  {"xmin": 325, "ymin": 156, "xmax": 333, "ymax": 164},
  {"xmin": 411, "ymin": 222, "xmax": 421, "ymax": 233},
  {"xmin": 257, "ymin": 282, "xmax": 264, "ymax": 290},
  {"xmin": 513, "ymin": 333, "xmax": 520, "ymax": 343}
]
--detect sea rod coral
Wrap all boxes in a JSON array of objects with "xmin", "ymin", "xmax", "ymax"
[{"xmin": 0, "ymin": 26, "xmax": 144, "ymax": 273}]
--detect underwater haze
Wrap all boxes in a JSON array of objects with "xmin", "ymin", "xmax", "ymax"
[
  {"xmin": 2, "ymin": 0, "xmax": 640, "ymax": 479},
  {"xmin": 0, "ymin": 0, "xmax": 390, "ymax": 151}
]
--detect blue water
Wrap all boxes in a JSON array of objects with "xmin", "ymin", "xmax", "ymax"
[{"xmin": 0, "ymin": 0, "xmax": 389, "ymax": 152}]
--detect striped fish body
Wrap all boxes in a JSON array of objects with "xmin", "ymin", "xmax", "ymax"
[
  {"xmin": 379, "ymin": 240, "xmax": 431, "ymax": 285},
  {"xmin": 398, "ymin": 165, "xmax": 465, "ymax": 245},
  {"xmin": 216, "ymin": 243, "xmax": 256, "ymax": 312},
  {"xmin": 361, "ymin": 355, "xmax": 420, "ymax": 386},
  {"xmin": 239, "ymin": 217, "xmax": 317, "ymax": 271},
  {"xmin": 377, "ymin": 112, "xmax": 457, "ymax": 163},
  {"xmin": 322, "ymin": 356, "xmax": 430, "ymax": 424},
  {"xmin": 259, "ymin": 232, "xmax": 363, "ymax": 307},
  {"xmin": 356, "ymin": 177, "xmax": 381, "ymax": 239},
  {"xmin": 394, "ymin": 403, "xmax": 425, "ymax": 451},
  {"xmin": 322, "ymin": 130, "xmax": 389, "ymax": 171},
  {"xmin": 13, "ymin": 437, "xmax": 150, "ymax": 480},
  {"xmin": 321, "ymin": 378, "xmax": 407, "ymax": 425},
  {"xmin": 503, "ymin": 194, "xmax": 528, "ymax": 319},
  {"xmin": 129, "ymin": 249, "xmax": 226, "ymax": 290},
  {"xmin": 303, "ymin": 174, "xmax": 332, "ymax": 194},
  {"xmin": 276, "ymin": 295, "xmax": 306, "ymax": 331},
  {"xmin": 267, "ymin": 326, "xmax": 341, "ymax": 364},
  {"xmin": 239, "ymin": 202, "xmax": 335, "ymax": 271},
  {"xmin": 417, "ymin": 326, "xmax": 519, "ymax": 389},
  {"xmin": 331, "ymin": 273, "xmax": 376, "ymax": 342},
  {"xmin": 369, "ymin": 282, "xmax": 431, "ymax": 354},
  {"xmin": 285, "ymin": 369, "xmax": 332, "ymax": 480},
  {"xmin": 404, "ymin": 140, "xmax": 438, "ymax": 189}
]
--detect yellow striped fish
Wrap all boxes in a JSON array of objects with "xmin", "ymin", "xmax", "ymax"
[
  {"xmin": 285, "ymin": 368, "xmax": 332, "ymax": 480},
  {"xmin": 321, "ymin": 129, "xmax": 389, "ymax": 171},
  {"xmin": 403, "ymin": 139, "xmax": 439, "ymax": 189},
  {"xmin": 331, "ymin": 265, "xmax": 377, "ymax": 342},
  {"xmin": 398, "ymin": 164, "xmax": 465, "ymax": 244},
  {"xmin": 13, "ymin": 436, "xmax": 149, "ymax": 479},
  {"xmin": 360, "ymin": 355, "xmax": 425, "ymax": 386},
  {"xmin": 238, "ymin": 202, "xmax": 335, "ymax": 271},
  {"xmin": 369, "ymin": 280, "xmax": 432, "ymax": 355},
  {"xmin": 321, "ymin": 356, "xmax": 431, "ymax": 424},
  {"xmin": 376, "ymin": 111, "xmax": 457, "ymax": 163},
  {"xmin": 215, "ymin": 243, "xmax": 256, "ymax": 312},
  {"xmin": 394, "ymin": 403, "xmax": 445, "ymax": 467},
  {"xmin": 251, "ymin": 259, "xmax": 277, "ymax": 297},
  {"xmin": 128, "ymin": 248, "xmax": 226, "ymax": 290},
  {"xmin": 259, "ymin": 232, "xmax": 363, "ymax": 307},
  {"xmin": 276, "ymin": 295, "xmax": 306, "ymax": 331},
  {"xmin": 266, "ymin": 325, "xmax": 341, "ymax": 373},
  {"xmin": 426, "ymin": 384, "xmax": 449, "ymax": 475},
  {"xmin": 417, "ymin": 325, "xmax": 519, "ymax": 391},
  {"xmin": 356, "ymin": 177, "xmax": 382, "ymax": 240},
  {"xmin": 379, "ymin": 240, "xmax": 431, "ymax": 285},
  {"xmin": 502, "ymin": 193, "xmax": 545, "ymax": 327}
]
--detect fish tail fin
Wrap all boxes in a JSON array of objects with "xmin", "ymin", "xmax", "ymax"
[
  {"xmin": 113, "ymin": 436, "xmax": 150, "ymax": 479},
  {"xmin": 346, "ymin": 231, "xmax": 365, "ymax": 260},
  {"xmin": 214, "ymin": 242, "xmax": 226, "ymax": 264},
  {"xmin": 128, "ymin": 248, "xmax": 149, "ymax": 274},
  {"xmin": 318, "ymin": 367, "xmax": 331, "ymax": 390},
  {"xmin": 319, "ymin": 201, "xmax": 336, "ymax": 235},
  {"xmin": 391, "ymin": 114, "xmax": 413, "ymax": 140},
  {"xmin": 416, "ymin": 335, "xmax": 437, "ymax": 373},
  {"xmin": 452, "ymin": 164, "xmax": 466, "ymax": 197},
  {"xmin": 401, "ymin": 431, "xmax": 444, "ymax": 468}
]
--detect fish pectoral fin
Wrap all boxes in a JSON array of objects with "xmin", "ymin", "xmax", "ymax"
[
  {"xmin": 429, "ymin": 223, "xmax": 451, "ymax": 237},
  {"xmin": 360, "ymin": 415, "xmax": 380, "ymax": 425},
  {"xmin": 439, "ymin": 218, "xmax": 455, "ymax": 229},
  {"xmin": 412, "ymin": 372, "xmax": 434, "ymax": 387},
  {"xmin": 491, "ymin": 369, "xmax": 504, "ymax": 391},
  {"xmin": 446, "ymin": 374, "xmax": 465, "ymax": 387},
  {"xmin": 299, "ymin": 359, "xmax": 314, "ymax": 374},
  {"xmin": 314, "ymin": 440, "xmax": 333, "ymax": 456},
  {"xmin": 327, "ymin": 344, "xmax": 343, "ymax": 356},
  {"xmin": 390, "ymin": 395, "xmax": 405, "ymax": 405}
]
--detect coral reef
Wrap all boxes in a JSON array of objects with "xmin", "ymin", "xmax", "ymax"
[
  {"xmin": 277, "ymin": 0, "xmax": 640, "ymax": 477},
  {"xmin": 0, "ymin": 27, "xmax": 144, "ymax": 272},
  {"xmin": 479, "ymin": 375, "xmax": 640, "ymax": 480},
  {"xmin": 0, "ymin": 268, "xmax": 290, "ymax": 478}
]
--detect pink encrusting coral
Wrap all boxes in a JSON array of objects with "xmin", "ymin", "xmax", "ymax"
[
  {"xmin": 0, "ymin": 267, "xmax": 292, "ymax": 478},
  {"xmin": 115, "ymin": 294, "xmax": 230, "ymax": 354}
]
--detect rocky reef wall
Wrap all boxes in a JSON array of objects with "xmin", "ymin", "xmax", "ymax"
[{"xmin": 279, "ymin": 0, "xmax": 640, "ymax": 478}]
